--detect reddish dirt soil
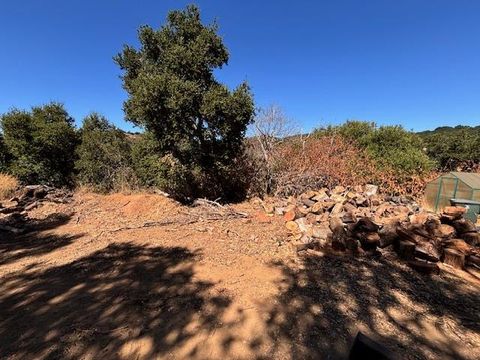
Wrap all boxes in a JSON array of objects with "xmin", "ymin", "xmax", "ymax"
[{"xmin": 0, "ymin": 192, "xmax": 479, "ymax": 359}]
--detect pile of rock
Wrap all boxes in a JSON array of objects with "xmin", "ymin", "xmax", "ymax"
[{"xmin": 267, "ymin": 185, "xmax": 480, "ymax": 273}]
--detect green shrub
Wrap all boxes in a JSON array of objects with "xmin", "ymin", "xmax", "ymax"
[
  {"xmin": 0, "ymin": 103, "xmax": 78, "ymax": 186},
  {"xmin": 0, "ymin": 134, "xmax": 11, "ymax": 173},
  {"xmin": 76, "ymin": 113, "xmax": 135, "ymax": 192},
  {"xmin": 314, "ymin": 121, "xmax": 433, "ymax": 176},
  {"xmin": 418, "ymin": 126, "xmax": 480, "ymax": 170},
  {"xmin": 115, "ymin": 5, "xmax": 255, "ymax": 201},
  {"xmin": 131, "ymin": 132, "xmax": 193, "ymax": 199},
  {"xmin": 132, "ymin": 132, "xmax": 252, "ymax": 202},
  {"xmin": 316, "ymin": 120, "xmax": 375, "ymax": 146},
  {"xmin": 365, "ymin": 125, "xmax": 433, "ymax": 175}
]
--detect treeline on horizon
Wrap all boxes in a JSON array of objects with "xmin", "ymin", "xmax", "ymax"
[{"xmin": 0, "ymin": 5, "xmax": 479, "ymax": 201}]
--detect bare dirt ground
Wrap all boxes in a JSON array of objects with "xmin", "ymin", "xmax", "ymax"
[{"xmin": 0, "ymin": 192, "xmax": 479, "ymax": 359}]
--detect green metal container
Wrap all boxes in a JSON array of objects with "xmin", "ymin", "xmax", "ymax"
[{"xmin": 450, "ymin": 198, "xmax": 480, "ymax": 223}]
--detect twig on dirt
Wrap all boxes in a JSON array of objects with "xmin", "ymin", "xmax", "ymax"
[
  {"xmin": 192, "ymin": 198, "xmax": 248, "ymax": 219},
  {"xmin": 110, "ymin": 218, "xmax": 199, "ymax": 233}
]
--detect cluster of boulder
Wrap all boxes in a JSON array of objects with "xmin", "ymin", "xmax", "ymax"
[{"xmin": 266, "ymin": 185, "xmax": 480, "ymax": 274}]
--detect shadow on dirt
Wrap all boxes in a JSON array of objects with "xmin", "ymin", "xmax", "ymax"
[
  {"xmin": 0, "ymin": 232, "xmax": 82, "ymax": 266},
  {"xmin": 262, "ymin": 253, "xmax": 480, "ymax": 360},
  {"xmin": 0, "ymin": 242, "xmax": 231, "ymax": 359},
  {"xmin": 0, "ymin": 212, "xmax": 76, "ymax": 266}
]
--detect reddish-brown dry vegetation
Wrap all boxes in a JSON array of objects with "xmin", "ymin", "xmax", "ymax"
[{"xmin": 265, "ymin": 136, "xmax": 437, "ymax": 197}]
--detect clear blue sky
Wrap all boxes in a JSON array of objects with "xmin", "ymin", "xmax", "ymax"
[{"xmin": 1, "ymin": 0, "xmax": 479, "ymax": 132}]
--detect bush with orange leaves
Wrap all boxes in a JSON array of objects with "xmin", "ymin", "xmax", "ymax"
[{"xmin": 248, "ymin": 134, "xmax": 436, "ymax": 199}]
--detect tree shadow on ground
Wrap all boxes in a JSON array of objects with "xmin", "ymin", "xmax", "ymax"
[
  {"xmin": 0, "ymin": 242, "xmax": 231, "ymax": 359},
  {"xmin": 0, "ymin": 212, "xmax": 75, "ymax": 266},
  {"xmin": 0, "ymin": 232, "xmax": 82, "ymax": 266},
  {"xmin": 262, "ymin": 252, "xmax": 480, "ymax": 360}
]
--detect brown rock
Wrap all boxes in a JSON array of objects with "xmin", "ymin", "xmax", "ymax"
[
  {"xmin": 301, "ymin": 190, "xmax": 318, "ymax": 200},
  {"xmin": 332, "ymin": 185, "xmax": 346, "ymax": 194},
  {"xmin": 287, "ymin": 196, "xmax": 297, "ymax": 204},
  {"xmin": 436, "ymin": 224, "xmax": 455, "ymax": 238},
  {"xmin": 442, "ymin": 206, "xmax": 466, "ymax": 219},
  {"xmin": 312, "ymin": 190, "xmax": 328, "ymax": 202},
  {"xmin": 356, "ymin": 232, "xmax": 380, "ymax": 251},
  {"xmin": 304, "ymin": 249, "xmax": 326, "ymax": 258},
  {"xmin": 301, "ymin": 198, "xmax": 316, "ymax": 207},
  {"xmin": 452, "ymin": 218, "xmax": 476, "ymax": 234},
  {"xmin": 285, "ymin": 221, "xmax": 299, "ymax": 232},
  {"xmin": 375, "ymin": 203, "xmax": 391, "ymax": 217},
  {"xmin": 442, "ymin": 249, "xmax": 465, "ymax": 269},
  {"xmin": 330, "ymin": 216, "xmax": 347, "ymax": 251},
  {"xmin": 322, "ymin": 200, "xmax": 337, "ymax": 211},
  {"xmin": 316, "ymin": 212, "xmax": 329, "ymax": 223},
  {"xmin": 295, "ymin": 217, "xmax": 312, "ymax": 233},
  {"xmin": 395, "ymin": 240, "xmax": 416, "ymax": 260},
  {"xmin": 415, "ymin": 241, "xmax": 441, "ymax": 262},
  {"xmin": 329, "ymin": 216, "xmax": 344, "ymax": 232},
  {"xmin": 409, "ymin": 213, "xmax": 430, "ymax": 226},
  {"xmin": 352, "ymin": 217, "xmax": 380, "ymax": 233},
  {"xmin": 341, "ymin": 212, "xmax": 356, "ymax": 224},
  {"xmin": 284, "ymin": 209, "xmax": 297, "ymax": 222},
  {"xmin": 310, "ymin": 201, "xmax": 324, "ymax": 214},
  {"xmin": 364, "ymin": 184, "xmax": 378, "ymax": 196},
  {"xmin": 346, "ymin": 191, "xmax": 357, "ymax": 200},
  {"xmin": 393, "ymin": 205, "xmax": 411, "ymax": 217},
  {"xmin": 263, "ymin": 204, "xmax": 275, "ymax": 214},
  {"xmin": 310, "ymin": 225, "xmax": 332, "ymax": 239},
  {"xmin": 443, "ymin": 239, "xmax": 471, "ymax": 254},
  {"xmin": 425, "ymin": 217, "xmax": 441, "ymax": 235},
  {"xmin": 345, "ymin": 237, "xmax": 360, "ymax": 251},
  {"xmin": 355, "ymin": 196, "xmax": 368, "ymax": 207},
  {"xmin": 330, "ymin": 194, "xmax": 347, "ymax": 204},
  {"xmin": 297, "ymin": 206, "xmax": 311, "ymax": 216},
  {"xmin": 461, "ymin": 231, "xmax": 480, "ymax": 246},
  {"xmin": 305, "ymin": 212, "xmax": 317, "ymax": 224},
  {"xmin": 414, "ymin": 248, "xmax": 439, "ymax": 262},
  {"xmin": 378, "ymin": 224, "xmax": 399, "ymax": 248},
  {"xmin": 407, "ymin": 260, "xmax": 440, "ymax": 275},
  {"xmin": 396, "ymin": 227, "xmax": 430, "ymax": 244},
  {"xmin": 330, "ymin": 203, "xmax": 344, "ymax": 216},
  {"xmin": 293, "ymin": 241, "xmax": 315, "ymax": 253},
  {"xmin": 466, "ymin": 255, "xmax": 480, "ymax": 267},
  {"xmin": 343, "ymin": 202, "xmax": 357, "ymax": 213}
]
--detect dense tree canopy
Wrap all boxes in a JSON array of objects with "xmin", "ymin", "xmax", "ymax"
[
  {"xmin": 0, "ymin": 103, "xmax": 78, "ymax": 186},
  {"xmin": 0, "ymin": 134, "xmax": 11, "ymax": 173},
  {"xmin": 114, "ymin": 5, "xmax": 254, "ymax": 199},
  {"xmin": 75, "ymin": 113, "xmax": 133, "ymax": 192},
  {"xmin": 418, "ymin": 126, "xmax": 480, "ymax": 170}
]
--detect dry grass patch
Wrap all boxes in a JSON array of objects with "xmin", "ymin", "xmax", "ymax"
[{"xmin": 0, "ymin": 173, "xmax": 19, "ymax": 200}]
